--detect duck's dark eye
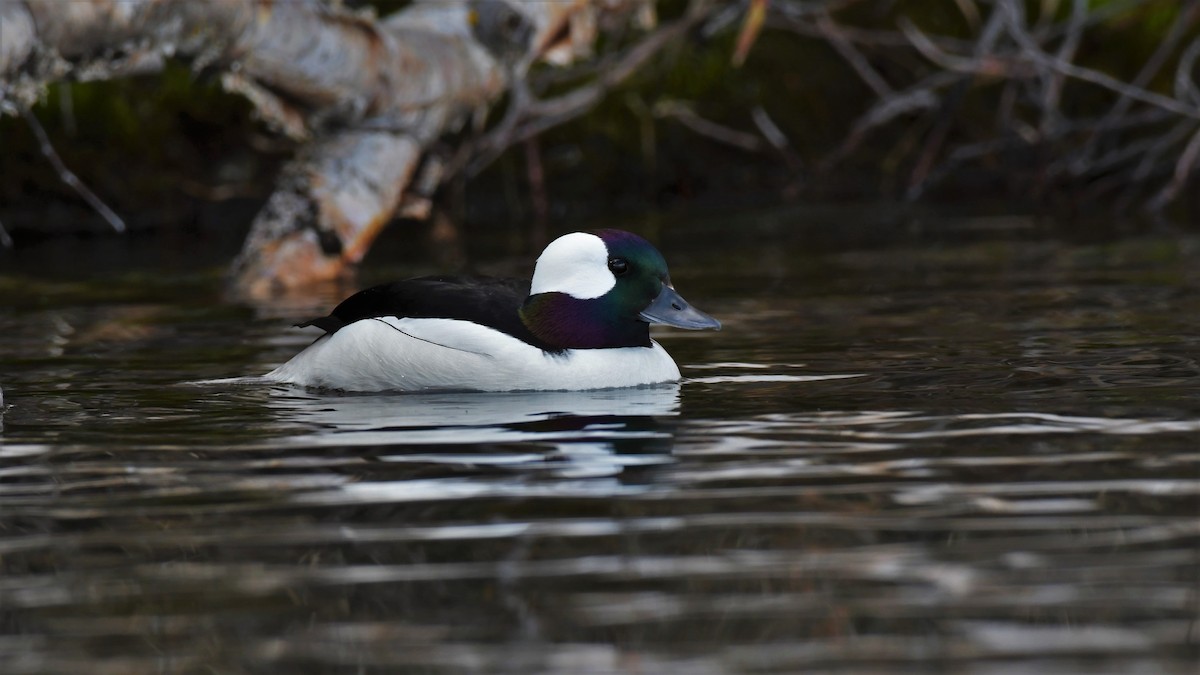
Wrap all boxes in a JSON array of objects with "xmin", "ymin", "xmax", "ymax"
[{"xmin": 608, "ymin": 258, "xmax": 629, "ymax": 276}]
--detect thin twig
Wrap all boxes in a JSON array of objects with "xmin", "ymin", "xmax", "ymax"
[
  {"xmin": 1175, "ymin": 36, "xmax": 1200, "ymax": 107},
  {"xmin": 816, "ymin": 12, "xmax": 892, "ymax": 97},
  {"xmin": 19, "ymin": 106, "xmax": 126, "ymax": 234},
  {"xmin": 751, "ymin": 105, "xmax": 791, "ymax": 152},
  {"xmin": 1068, "ymin": 1, "xmax": 1200, "ymax": 172},
  {"xmin": 901, "ymin": 7, "xmax": 1200, "ymax": 122},
  {"xmin": 1065, "ymin": 110, "xmax": 1175, "ymax": 175},
  {"xmin": 463, "ymin": 7, "xmax": 712, "ymax": 177},
  {"xmin": 952, "ymin": 0, "xmax": 982, "ymax": 32},
  {"xmin": 917, "ymin": 135, "xmax": 1028, "ymax": 196},
  {"xmin": 654, "ymin": 101, "xmax": 764, "ymax": 152},
  {"xmin": 822, "ymin": 82, "xmax": 943, "ymax": 168},
  {"xmin": 995, "ymin": 1, "xmax": 1200, "ymax": 120},
  {"xmin": 1133, "ymin": 120, "xmax": 1197, "ymax": 182},
  {"xmin": 780, "ymin": 0, "xmax": 1198, "ymax": 211},
  {"xmin": 1147, "ymin": 123, "xmax": 1200, "ymax": 212},
  {"xmin": 1039, "ymin": 0, "xmax": 1086, "ymax": 132},
  {"xmin": 907, "ymin": 6, "xmax": 1009, "ymax": 197},
  {"xmin": 899, "ymin": 16, "xmax": 1024, "ymax": 78},
  {"xmin": 1108, "ymin": 0, "xmax": 1199, "ymax": 121},
  {"xmin": 1083, "ymin": 121, "xmax": 1193, "ymax": 202},
  {"xmin": 905, "ymin": 90, "xmax": 964, "ymax": 200},
  {"xmin": 752, "ymin": 105, "xmax": 803, "ymax": 173},
  {"xmin": 1112, "ymin": 118, "xmax": 1198, "ymax": 211}
]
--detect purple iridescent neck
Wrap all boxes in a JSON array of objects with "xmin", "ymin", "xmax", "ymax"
[{"xmin": 520, "ymin": 293, "xmax": 651, "ymax": 350}]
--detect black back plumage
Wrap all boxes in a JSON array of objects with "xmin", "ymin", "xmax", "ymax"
[{"xmin": 297, "ymin": 275, "xmax": 557, "ymax": 350}]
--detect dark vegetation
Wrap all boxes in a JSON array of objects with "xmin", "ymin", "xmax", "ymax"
[{"xmin": 2, "ymin": 0, "xmax": 1198, "ymax": 250}]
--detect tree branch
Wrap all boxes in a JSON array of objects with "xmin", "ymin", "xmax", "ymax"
[
  {"xmin": 461, "ymin": 6, "xmax": 710, "ymax": 177},
  {"xmin": 19, "ymin": 104, "xmax": 127, "ymax": 233}
]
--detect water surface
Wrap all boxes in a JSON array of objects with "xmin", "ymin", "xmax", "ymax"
[{"xmin": 1, "ymin": 208, "xmax": 1198, "ymax": 673}]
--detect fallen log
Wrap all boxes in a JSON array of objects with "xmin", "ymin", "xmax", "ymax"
[{"xmin": 1, "ymin": 0, "xmax": 657, "ymax": 297}]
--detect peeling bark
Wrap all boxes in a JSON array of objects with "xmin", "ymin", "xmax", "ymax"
[{"xmin": 1, "ymin": 0, "xmax": 654, "ymax": 296}]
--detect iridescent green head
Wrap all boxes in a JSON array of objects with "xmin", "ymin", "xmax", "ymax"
[{"xmin": 519, "ymin": 229, "xmax": 720, "ymax": 350}]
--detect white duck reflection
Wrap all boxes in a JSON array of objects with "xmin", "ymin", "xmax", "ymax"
[
  {"xmin": 266, "ymin": 383, "xmax": 681, "ymax": 447},
  {"xmin": 262, "ymin": 384, "xmax": 681, "ymax": 483}
]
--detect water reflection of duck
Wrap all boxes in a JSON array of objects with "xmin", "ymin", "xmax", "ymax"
[
  {"xmin": 270, "ymin": 386, "xmax": 681, "ymax": 451},
  {"xmin": 266, "ymin": 230, "xmax": 720, "ymax": 392}
]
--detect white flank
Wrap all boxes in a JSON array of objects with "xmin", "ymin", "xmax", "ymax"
[
  {"xmin": 265, "ymin": 317, "xmax": 681, "ymax": 392},
  {"xmin": 528, "ymin": 232, "xmax": 615, "ymax": 299}
]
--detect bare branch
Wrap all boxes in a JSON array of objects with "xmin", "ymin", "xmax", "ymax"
[
  {"xmin": 654, "ymin": 100, "xmax": 765, "ymax": 152},
  {"xmin": 1146, "ymin": 124, "xmax": 1200, "ymax": 213},
  {"xmin": 1056, "ymin": 110, "xmax": 1174, "ymax": 176},
  {"xmin": 1108, "ymin": 1, "xmax": 1200, "ymax": 121},
  {"xmin": 1175, "ymin": 36, "xmax": 1200, "ymax": 107},
  {"xmin": 898, "ymin": 17, "xmax": 1022, "ymax": 79},
  {"xmin": 1133, "ymin": 120, "xmax": 1197, "ymax": 182},
  {"xmin": 1039, "ymin": 0, "xmax": 1086, "ymax": 131},
  {"xmin": 731, "ymin": 0, "xmax": 768, "ymax": 67},
  {"xmin": 907, "ymin": 7, "xmax": 1009, "ymax": 196},
  {"xmin": 996, "ymin": 1, "xmax": 1200, "ymax": 120},
  {"xmin": 777, "ymin": 0, "xmax": 1198, "ymax": 212},
  {"xmin": 952, "ymin": 0, "xmax": 982, "ymax": 33},
  {"xmin": 464, "ymin": 7, "xmax": 711, "ymax": 176},
  {"xmin": 19, "ymin": 105, "xmax": 127, "ymax": 234},
  {"xmin": 751, "ymin": 105, "xmax": 792, "ymax": 153},
  {"xmin": 915, "ymin": 135, "xmax": 1027, "ymax": 199},
  {"xmin": 1065, "ymin": 1, "xmax": 1200, "ymax": 173},
  {"xmin": 823, "ymin": 82, "xmax": 942, "ymax": 167},
  {"xmin": 816, "ymin": 12, "xmax": 892, "ymax": 97}
]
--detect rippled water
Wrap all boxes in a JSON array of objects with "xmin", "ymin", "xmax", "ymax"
[{"xmin": 2, "ymin": 209, "xmax": 1198, "ymax": 673}]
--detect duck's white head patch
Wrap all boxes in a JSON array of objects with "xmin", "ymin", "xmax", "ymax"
[{"xmin": 529, "ymin": 232, "xmax": 614, "ymax": 299}]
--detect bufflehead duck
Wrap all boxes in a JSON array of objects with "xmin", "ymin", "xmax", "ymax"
[{"xmin": 265, "ymin": 229, "xmax": 720, "ymax": 392}]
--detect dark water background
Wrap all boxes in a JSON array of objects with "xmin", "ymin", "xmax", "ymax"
[{"xmin": 2, "ymin": 206, "xmax": 1198, "ymax": 673}]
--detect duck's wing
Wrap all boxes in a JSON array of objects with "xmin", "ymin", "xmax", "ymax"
[{"xmin": 298, "ymin": 275, "xmax": 538, "ymax": 342}]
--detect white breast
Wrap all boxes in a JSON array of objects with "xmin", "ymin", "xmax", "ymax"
[{"xmin": 265, "ymin": 317, "xmax": 682, "ymax": 392}]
